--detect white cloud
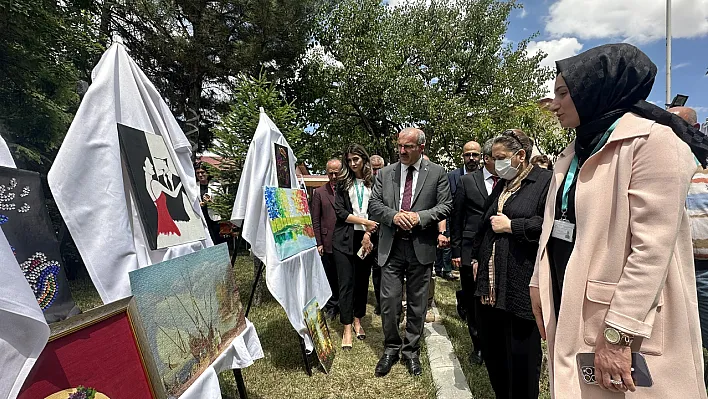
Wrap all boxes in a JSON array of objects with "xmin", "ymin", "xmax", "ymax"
[
  {"xmin": 519, "ymin": 8, "xmax": 528, "ymax": 18},
  {"xmin": 693, "ymin": 106, "xmax": 708, "ymax": 113},
  {"xmin": 674, "ymin": 62, "xmax": 691, "ymax": 69},
  {"xmin": 545, "ymin": 0, "xmax": 708, "ymax": 43},
  {"xmin": 526, "ymin": 38, "xmax": 584, "ymax": 97}
]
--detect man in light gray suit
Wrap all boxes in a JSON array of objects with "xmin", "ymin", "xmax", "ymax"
[{"xmin": 369, "ymin": 128, "xmax": 452, "ymax": 377}]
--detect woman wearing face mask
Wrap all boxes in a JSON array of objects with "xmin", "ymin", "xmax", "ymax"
[
  {"xmin": 333, "ymin": 144, "xmax": 379, "ymax": 349},
  {"xmin": 530, "ymin": 44, "xmax": 708, "ymax": 398},
  {"xmin": 470, "ymin": 129, "xmax": 552, "ymax": 399}
]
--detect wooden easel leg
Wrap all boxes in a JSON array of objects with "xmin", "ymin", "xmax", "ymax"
[{"xmin": 245, "ymin": 259, "xmax": 265, "ymax": 318}]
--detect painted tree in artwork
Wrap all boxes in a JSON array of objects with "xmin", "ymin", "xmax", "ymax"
[
  {"xmin": 265, "ymin": 187, "xmax": 281, "ymax": 230},
  {"xmin": 276, "ymin": 188, "xmax": 290, "ymax": 231}
]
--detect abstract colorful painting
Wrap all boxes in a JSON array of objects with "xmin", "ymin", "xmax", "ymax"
[
  {"xmin": 303, "ymin": 298, "xmax": 335, "ymax": 373},
  {"xmin": 264, "ymin": 186, "xmax": 317, "ymax": 260},
  {"xmin": 273, "ymin": 143, "xmax": 291, "ymax": 188},
  {"xmin": 129, "ymin": 244, "xmax": 246, "ymax": 397},
  {"xmin": 0, "ymin": 166, "xmax": 79, "ymax": 322},
  {"xmin": 118, "ymin": 123, "xmax": 205, "ymax": 250}
]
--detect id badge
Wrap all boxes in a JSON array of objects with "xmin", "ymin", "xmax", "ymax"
[{"xmin": 551, "ymin": 219, "xmax": 575, "ymax": 242}]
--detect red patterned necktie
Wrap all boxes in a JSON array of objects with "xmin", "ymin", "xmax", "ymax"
[
  {"xmin": 401, "ymin": 165, "xmax": 415, "ymax": 211},
  {"xmin": 491, "ymin": 176, "xmax": 499, "ymax": 189}
]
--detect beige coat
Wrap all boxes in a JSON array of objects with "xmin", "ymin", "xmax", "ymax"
[{"xmin": 531, "ymin": 113, "xmax": 707, "ymax": 398}]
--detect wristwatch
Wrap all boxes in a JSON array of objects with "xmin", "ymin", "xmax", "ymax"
[{"xmin": 603, "ymin": 326, "xmax": 634, "ymax": 346}]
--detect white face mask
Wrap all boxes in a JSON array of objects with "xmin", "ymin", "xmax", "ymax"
[{"xmin": 495, "ymin": 151, "xmax": 520, "ymax": 180}]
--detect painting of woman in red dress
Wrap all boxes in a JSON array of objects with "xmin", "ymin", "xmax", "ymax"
[{"xmin": 143, "ymin": 157, "xmax": 183, "ymax": 237}]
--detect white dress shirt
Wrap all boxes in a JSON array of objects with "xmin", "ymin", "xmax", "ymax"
[
  {"xmin": 348, "ymin": 178, "xmax": 371, "ymax": 231},
  {"xmin": 483, "ymin": 167, "xmax": 496, "ymax": 196},
  {"xmin": 399, "ymin": 157, "xmax": 424, "ymax": 209}
]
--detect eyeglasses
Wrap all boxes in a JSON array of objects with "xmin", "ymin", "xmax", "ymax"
[
  {"xmin": 463, "ymin": 152, "xmax": 481, "ymax": 158},
  {"xmin": 196, "ymin": 171, "xmax": 207, "ymax": 175},
  {"xmin": 397, "ymin": 144, "xmax": 419, "ymax": 151}
]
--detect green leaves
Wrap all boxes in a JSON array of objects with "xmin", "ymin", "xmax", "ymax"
[
  {"xmin": 296, "ymin": 0, "xmax": 557, "ymax": 168},
  {"xmin": 210, "ymin": 72, "xmax": 305, "ymax": 219}
]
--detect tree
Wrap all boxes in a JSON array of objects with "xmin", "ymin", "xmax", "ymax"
[
  {"xmin": 0, "ymin": 0, "xmax": 103, "ymax": 172},
  {"xmin": 107, "ymin": 0, "xmax": 319, "ymax": 152},
  {"xmin": 209, "ymin": 72, "xmax": 305, "ymax": 219},
  {"xmin": 295, "ymin": 0, "xmax": 553, "ymax": 169}
]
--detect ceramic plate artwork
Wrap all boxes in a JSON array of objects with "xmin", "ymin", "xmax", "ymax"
[
  {"xmin": 129, "ymin": 244, "xmax": 246, "ymax": 397},
  {"xmin": 273, "ymin": 143, "xmax": 291, "ymax": 188},
  {"xmin": 264, "ymin": 186, "xmax": 317, "ymax": 260},
  {"xmin": 118, "ymin": 123, "xmax": 205, "ymax": 250}
]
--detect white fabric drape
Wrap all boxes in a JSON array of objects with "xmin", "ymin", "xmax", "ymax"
[
  {"xmin": 231, "ymin": 110, "xmax": 331, "ymax": 349},
  {"xmin": 47, "ymin": 42, "xmax": 213, "ymax": 304},
  {"xmin": 0, "ymin": 229, "xmax": 49, "ymax": 399},
  {"xmin": 0, "ymin": 135, "xmax": 15, "ymax": 168}
]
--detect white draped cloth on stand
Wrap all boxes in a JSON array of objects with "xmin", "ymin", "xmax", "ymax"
[
  {"xmin": 0, "ymin": 135, "xmax": 15, "ymax": 168},
  {"xmin": 47, "ymin": 42, "xmax": 213, "ymax": 304},
  {"xmin": 231, "ymin": 110, "xmax": 331, "ymax": 350},
  {"xmin": 181, "ymin": 320, "xmax": 263, "ymax": 399},
  {"xmin": 0, "ymin": 229, "xmax": 50, "ymax": 399}
]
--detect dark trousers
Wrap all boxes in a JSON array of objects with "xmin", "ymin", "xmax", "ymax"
[
  {"xmin": 321, "ymin": 252, "xmax": 339, "ymax": 313},
  {"xmin": 476, "ymin": 302, "xmax": 542, "ymax": 399},
  {"xmin": 434, "ymin": 246, "xmax": 452, "ymax": 275},
  {"xmin": 381, "ymin": 237, "xmax": 432, "ymax": 359},
  {"xmin": 459, "ymin": 264, "xmax": 482, "ymax": 352},
  {"xmin": 333, "ymin": 231, "xmax": 372, "ymax": 325},
  {"xmin": 372, "ymin": 264, "xmax": 382, "ymax": 309}
]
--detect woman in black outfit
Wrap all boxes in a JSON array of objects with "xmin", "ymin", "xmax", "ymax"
[
  {"xmin": 333, "ymin": 144, "xmax": 378, "ymax": 349},
  {"xmin": 471, "ymin": 129, "xmax": 552, "ymax": 399}
]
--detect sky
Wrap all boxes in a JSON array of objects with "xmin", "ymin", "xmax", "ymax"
[{"xmin": 389, "ymin": 0, "xmax": 708, "ymax": 124}]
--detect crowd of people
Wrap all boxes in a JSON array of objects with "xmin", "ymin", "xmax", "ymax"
[{"xmin": 308, "ymin": 42, "xmax": 708, "ymax": 398}]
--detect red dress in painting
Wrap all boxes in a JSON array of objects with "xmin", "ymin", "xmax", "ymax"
[{"xmin": 155, "ymin": 192, "xmax": 181, "ymax": 236}]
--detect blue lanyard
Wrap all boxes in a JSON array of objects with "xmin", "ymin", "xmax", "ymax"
[{"xmin": 561, "ymin": 119, "xmax": 620, "ymax": 216}]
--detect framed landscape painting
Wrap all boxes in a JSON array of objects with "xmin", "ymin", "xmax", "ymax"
[
  {"xmin": 129, "ymin": 243, "xmax": 246, "ymax": 397},
  {"xmin": 18, "ymin": 297, "xmax": 166, "ymax": 399},
  {"xmin": 264, "ymin": 186, "xmax": 317, "ymax": 260},
  {"xmin": 0, "ymin": 166, "xmax": 79, "ymax": 322},
  {"xmin": 118, "ymin": 123, "xmax": 205, "ymax": 250}
]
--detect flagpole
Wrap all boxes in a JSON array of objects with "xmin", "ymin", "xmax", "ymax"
[{"xmin": 666, "ymin": 0, "xmax": 672, "ymax": 108}]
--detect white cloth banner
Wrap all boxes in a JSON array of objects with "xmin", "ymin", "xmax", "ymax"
[
  {"xmin": 47, "ymin": 42, "xmax": 213, "ymax": 304},
  {"xmin": 231, "ymin": 111, "xmax": 331, "ymax": 349},
  {"xmin": 0, "ymin": 135, "xmax": 15, "ymax": 168},
  {"xmin": 0, "ymin": 229, "xmax": 49, "ymax": 399},
  {"xmin": 181, "ymin": 319, "xmax": 263, "ymax": 399}
]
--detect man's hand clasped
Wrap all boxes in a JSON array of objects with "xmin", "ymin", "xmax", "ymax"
[{"xmin": 393, "ymin": 211, "xmax": 420, "ymax": 231}]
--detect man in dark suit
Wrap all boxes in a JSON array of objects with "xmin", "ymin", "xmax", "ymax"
[
  {"xmin": 436, "ymin": 141, "xmax": 482, "ymax": 280},
  {"xmin": 370, "ymin": 154, "xmax": 386, "ymax": 315},
  {"xmin": 451, "ymin": 138, "xmax": 498, "ymax": 365},
  {"xmin": 311, "ymin": 158, "xmax": 342, "ymax": 320},
  {"xmin": 369, "ymin": 128, "xmax": 452, "ymax": 377}
]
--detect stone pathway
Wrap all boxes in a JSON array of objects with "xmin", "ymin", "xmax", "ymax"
[{"xmin": 424, "ymin": 302, "xmax": 473, "ymax": 399}]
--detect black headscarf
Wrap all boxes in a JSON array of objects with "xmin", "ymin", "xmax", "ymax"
[{"xmin": 556, "ymin": 43, "xmax": 708, "ymax": 166}]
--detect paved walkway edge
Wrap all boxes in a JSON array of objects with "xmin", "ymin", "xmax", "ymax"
[{"xmin": 424, "ymin": 302, "xmax": 473, "ymax": 399}]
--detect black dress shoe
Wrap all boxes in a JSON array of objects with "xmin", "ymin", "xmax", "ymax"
[
  {"xmin": 469, "ymin": 350, "xmax": 483, "ymax": 366},
  {"xmin": 374, "ymin": 354, "xmax": 399, "ymax": 377},
  {"xmin": 403, "ymin": 357, "xmax": 423, "ymax": 376}
]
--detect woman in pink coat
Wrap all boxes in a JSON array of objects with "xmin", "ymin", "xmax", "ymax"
[{"xmin": 530, "ymin": 43, "xmax": 708, "ymax": 398}]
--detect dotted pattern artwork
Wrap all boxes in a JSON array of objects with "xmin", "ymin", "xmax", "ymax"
[
  {"xmin": 0, "ymin": 178, "xmax": 30, "ymax": 212},
  {"xmin": 19, "ymin": 252, "xmax": 60, "ymax": 310}
]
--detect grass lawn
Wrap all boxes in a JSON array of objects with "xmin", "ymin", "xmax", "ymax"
[
  {"xmin": 432, "ymin": 276, "xmax": 552, "ymax": 399},
  {"xmin": 68, "ymin": 254, "xmax": 437, "ymax": 399}
]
